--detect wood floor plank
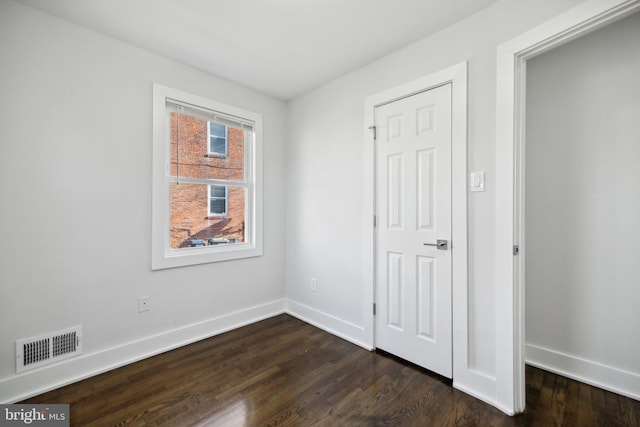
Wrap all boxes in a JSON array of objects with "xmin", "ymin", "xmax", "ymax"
[
  {"xmin": 21, "ymin": 315, "xmax": 640, "ymax": 426},
  {"xmin": 551, "ymin": 374, "xmax": 568, "ymax": 426},
  {"xmin": 576, "ymin": 381, "xmax": 595, "ymax": 427},
  {"xmin": 530, "ymin": 368, "xmax": 557, "ymax": 427},
  {"xmin": 559, "ymin": 375, "xmax": 579, "ymax": 427}
]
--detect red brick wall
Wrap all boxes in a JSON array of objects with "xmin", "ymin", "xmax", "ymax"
[{"xmin": 169, "ymin": 112, "xmax": 246, "ymax": 249}]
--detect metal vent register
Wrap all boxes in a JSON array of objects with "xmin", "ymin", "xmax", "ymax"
[{"xmin": 16, "ymin": 326, "xmax": 82, "ymax": 373}]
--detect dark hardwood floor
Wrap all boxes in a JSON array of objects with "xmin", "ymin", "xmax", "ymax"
[{"xmin": 22, "ymin": 314, "xmax": 639, "ymax": 426}]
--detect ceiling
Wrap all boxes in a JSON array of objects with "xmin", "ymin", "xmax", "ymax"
[{"xmin": 16, "ymin": 0, "xmax": 497, "ymax": 100}]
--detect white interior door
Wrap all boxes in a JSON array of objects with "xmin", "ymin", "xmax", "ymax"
[{"xmin": 375, "ymin": 83, "xmax": 452, "ymax": 378}]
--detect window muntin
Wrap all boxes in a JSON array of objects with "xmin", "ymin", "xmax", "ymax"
[
  {"xmin": 152, "ymin": 83, "xmax": 263, "ymax": 269},
  {"xmin": 208, "ymin": 122, "xmax": 228, "ymax": 156}
]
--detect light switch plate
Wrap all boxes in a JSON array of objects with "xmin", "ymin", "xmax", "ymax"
[{"xmin": 470, "ymin": 172, "xmax": 485, "ymax": 192}]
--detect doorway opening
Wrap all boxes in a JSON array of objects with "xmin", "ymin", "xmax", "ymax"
[
  {"xmin": 525, "ymin": 9, "xmax": 640, "ymax": 402},
  {"xmin": 495, "ymin": 0, "xmax": 640, "ymax": 414}
]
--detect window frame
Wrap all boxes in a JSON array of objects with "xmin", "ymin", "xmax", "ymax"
[
  {"xmin": 207, "ymin": 121, "xmax": 228, "ymax": 157},
  {"xmin": 152, "ymin": 83, "xmax": 263, "ymax": 269}
]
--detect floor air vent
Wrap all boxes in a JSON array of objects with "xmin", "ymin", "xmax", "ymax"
[{"xmin": 16, "ymin": 326, "xmax": 82, "ymax": 373}]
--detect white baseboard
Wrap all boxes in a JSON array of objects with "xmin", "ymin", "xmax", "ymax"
[
  {"xmin": 525, "ymin": 343, "xmax": 640, "ymax": 401},
  {"xmin": 1, "ymin": 299, "xmax": 286, "ymax": 403},
  {"xmin": 285, "ymin": 300, "xmax": 372, "ymax": 351},
  {"xmin": 7, "ymin": 299, "xmax": 564, "ymax": 414}
]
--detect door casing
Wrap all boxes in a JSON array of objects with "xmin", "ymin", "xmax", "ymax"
[
  {"xmin": 495, "ymin": 0, "xmax": 640, "ymax": 414},
  {"xmin": 363, "ymin": 61, "xmax": 467, "ymax": 381}
]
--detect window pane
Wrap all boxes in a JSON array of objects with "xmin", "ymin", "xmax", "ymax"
[
  {"xmin": 209, "ymin": 122, "xmax": 226, "ymax": 137},
  {"xmin": 170, "ymin": 111, "xmax": 244, "ymax": 180},
  {"xmin": 210, "ymin": 136, "xmax": 226, "ymax": 155},
  {"xmin": 169, "ymin": 182, "xmax": 246, "ymax": 249},
  {"xmin": 209, "ymin": 198, "xmax": 226, "ymax": 214},
  {"xmin": 211, "ymin": 185, "xmax": 226, "ymax": 197}
]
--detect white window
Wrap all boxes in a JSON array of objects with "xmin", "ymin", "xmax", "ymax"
[
  {"xmin": 208, "ymin": 185, "xmax": 227, "ymax": 216},
  {"xmin": 208, "ymin": 122, "xmax": 228, "ymax": 156},
  {"xmin": 152, "ymin": 83, "xmax": 263, "ymax": 269}
]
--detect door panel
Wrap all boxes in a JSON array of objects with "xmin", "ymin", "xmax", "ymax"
[
  {"xmin": 387, "ymin": 252, "xmax": 403, "ymax": 329},
  {"xmin": 387, "ymin": 154, "xmax": 404, "ymax": 229},
  {"xmin": 375, "ymin": 84, "xmax": 452, "ymax": 378},
  {"xmin": 417, "ymin": 148, "xmax": 435, "ymax": 231},
  {"xmin": 417, "ymin": 255, "xmax": 435, "ymax": 339}
]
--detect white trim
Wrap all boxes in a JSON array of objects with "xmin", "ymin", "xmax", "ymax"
[
  {"xmin": 152, "ymin": 83, "xmax": 263, "ymax": 269},
  {"xmin": 495, "ymin": 0, "xmax": 640, "ymax": 414},
  {"xmin": 363, "ymin": 61, "xmax": 468, "ymax": 383},
  {"xmin": 207, "ymin": 184, "xmax": 228, "ymax": 217},
  {"xmin": 0, "ymin": 299, "xmax": 286, "ymax": 404},
  {"xmin": 285, "ymin": 300, "xmax": 372, "ymax": 351},
  {"xmin": 526, "ymin": 344, "xmax": 640, "ymax": 401},
  {"xmin": 2, "ymin": 299, "xmax": 384, "ymax": 404}
]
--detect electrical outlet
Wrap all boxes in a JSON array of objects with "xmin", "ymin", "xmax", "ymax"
[
  {"xmin": 310, "ymin": 278, "xmax": 318, "ymax": 293},
  {"xmin": 138, "ymin": 296, "xmax": 150, "ymax": 313}
]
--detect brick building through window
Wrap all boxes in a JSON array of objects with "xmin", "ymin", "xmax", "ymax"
[{"xmin": 169, "ymin": 111, "xmax": 246, "ymax": 249}]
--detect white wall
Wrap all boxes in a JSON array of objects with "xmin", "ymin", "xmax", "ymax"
[
  {"xmin": 525, "ymin": 11, "xmax": 640, "ymax": 399},
  {"xmin": 0, "ymin": 0, "xmax": 287, "ymax": 402},
  {"xmin": 285, "ymin": 0, "xmax": 584, "ymax": 411}
]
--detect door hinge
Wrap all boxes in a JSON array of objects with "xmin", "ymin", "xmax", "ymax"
[
  {"xmin": 513, "ymin": 245, "xmax": 520, "ymax": 255},
  {"xmin": 368, "ymin": 125, "xmax": 376, "ymax": 140},
  {"xmin": 373, "ymin": 303, "xmax": 376, "ymax": 315},
  {"xmin": 373, "ymin": 215, "xmax": 377, "ymax": 227}
]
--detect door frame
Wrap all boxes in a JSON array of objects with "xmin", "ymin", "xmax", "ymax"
[
  {"xmin": 363, "ymin": 61, "xmax": 468, "ymax": 378},
  {"xmin": 495, "ymin": 0, "xmax": 640, "ymax": 414}
]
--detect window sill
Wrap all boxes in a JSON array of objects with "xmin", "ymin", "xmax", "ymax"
[
  {"xmin": 205, "ymin": 153, "xmax": 228, "ymax": 159},
  {"xmin": 153, "ymin": 243, "xmax": 262, "ymax": 270}
]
